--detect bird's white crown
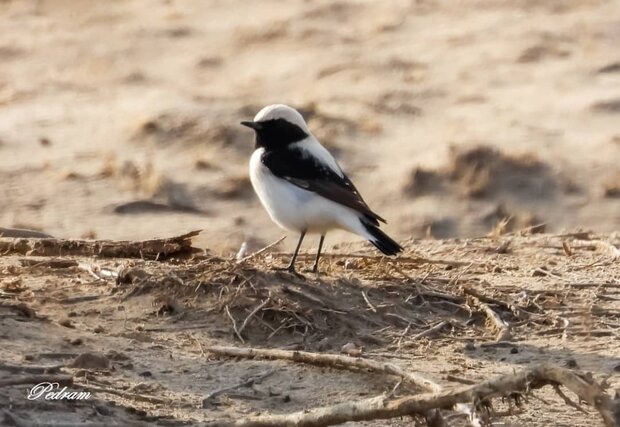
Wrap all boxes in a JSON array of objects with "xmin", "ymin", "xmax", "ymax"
[{"xmin": 253, "ymin": 104, "xmax": 309, "ymax": 132}]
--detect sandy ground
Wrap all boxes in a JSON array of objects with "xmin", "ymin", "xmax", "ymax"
[
  {"xmin": 1, "ymin": 233, "xmax": 619, "ymax": 426},
  {"xmin": 1, "ymin": 1, "xmax": 620, "ymax": 426},
  {"xmin": 1, "ymin": 0, "xmax": 619, "ymax": 256}
]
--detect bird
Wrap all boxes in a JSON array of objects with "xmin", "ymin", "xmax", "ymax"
[{"xmin": 241, "ymin": 104, "xmax": 402, "ymax": 273}]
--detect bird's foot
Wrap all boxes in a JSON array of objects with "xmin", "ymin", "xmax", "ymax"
[
  {"xmin": 302, "ymin": 265, "xmax": 321, "ymax": 276},
  {"xmin": 272, "ymin": 265, "xmax": 306, "ymax": 279}
]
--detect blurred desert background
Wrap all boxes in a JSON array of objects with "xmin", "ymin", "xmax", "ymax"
[{"xmin": 1, "ymin": 0, "xmax": 619, "ymax": 252}]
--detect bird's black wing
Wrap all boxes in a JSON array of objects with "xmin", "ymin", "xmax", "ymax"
[{"xmin": 262, "ymin": 147, "xmax": 385, "ymax": 225}]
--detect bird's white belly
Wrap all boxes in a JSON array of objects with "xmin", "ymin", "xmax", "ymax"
[{"xmin": 249, "ymin": 149, "xmax": 359, "ymax": 234}]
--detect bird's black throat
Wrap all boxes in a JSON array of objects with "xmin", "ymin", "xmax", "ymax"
[{"xmin": 253, "ymin": 118, "xmax": 309, "ymax": 150}]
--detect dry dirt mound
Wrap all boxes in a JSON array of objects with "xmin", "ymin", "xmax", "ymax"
[{"xmin": 404, "ymin": 145, "xmax": 574, "ymax": 200}]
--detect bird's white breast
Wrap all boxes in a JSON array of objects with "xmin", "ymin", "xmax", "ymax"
[{"xmin": 249, "ymin": 148, "xmax": 364, "ymax": 235}]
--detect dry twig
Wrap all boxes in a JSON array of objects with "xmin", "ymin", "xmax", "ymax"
[
  {"xmin": 237, "ymin": 296, "xmax": 271, "ymax": 336},
  {"xmin": 77, "ymin": 383, "xmax": 171, "ymax": 405},
  {"xmin": 361, "ymin": 290, "xmax": 377, "ymax": 312},
  {"xmin": 205, "ymin": 345, "xmax": 441, "ymax": 392},
  {"xmin": 467, "ymin": 295, "xmax": 512, "ymax": 341},
  {"xmin": 236, "ymin": 236, "xmax": 286, "ymax": 264},
  {"xmin": 202, "ymin": 369, "xmax": 276, "ymax": 407},
  {"xmin": 412, "ymin": 321, "xmax": 449, "ymax": 341},
  {"xmin": 225, "ymin": 306, "xmax": 245, "ymax": 343},
  {"xmin": 463, "ymin": 285, "xmax": 532, "ymax": 320}
]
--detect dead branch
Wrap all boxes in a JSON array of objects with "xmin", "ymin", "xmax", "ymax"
[
  {"xmin": 0, "ymin": 230, "xmax": 201, "ymax": 259},
  {"xmin": 204, "ymin": 364, "xmax": 619, "ymax": 427},
  {"xmin": 0, "ymin": 227, "xmax": 54, "ymax": 238},
  {"xmin": 467, "ymin": 295, "xmax": 512, "ymax": 341},
  {"xmin": 205, "ymin": 345, "xmax": 441, "ymax": 393},
  {"xmin": 553, "ymin": 384, "xmax": 587, "ymax": 414}
]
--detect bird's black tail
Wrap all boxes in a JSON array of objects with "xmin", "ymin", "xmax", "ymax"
[{"xmin": 362, "ymin": 221, "xmax": 403, "ymax": 256}]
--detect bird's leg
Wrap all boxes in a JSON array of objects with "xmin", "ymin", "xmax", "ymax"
[
  {"xmin": 312, "ymin": 234, "xmax": 325, "ymax": 273},
  {"xmin": 285, "ymin": 230, "xmax": 306, "ymax": 273}
]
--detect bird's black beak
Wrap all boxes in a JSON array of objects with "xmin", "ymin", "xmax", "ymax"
[{"xmin": 240, "ymin": 121, "xmax": 262, "ymax": 131}]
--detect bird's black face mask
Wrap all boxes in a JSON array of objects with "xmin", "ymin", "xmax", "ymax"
[{"xmin": 241, "ymin": 119, "xmax": 308, "ymax": 150}]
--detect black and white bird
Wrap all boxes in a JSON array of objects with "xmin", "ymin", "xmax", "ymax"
[{"xmin": 241, "ymin": 104, "xmax": 402, "ymax": 273}]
